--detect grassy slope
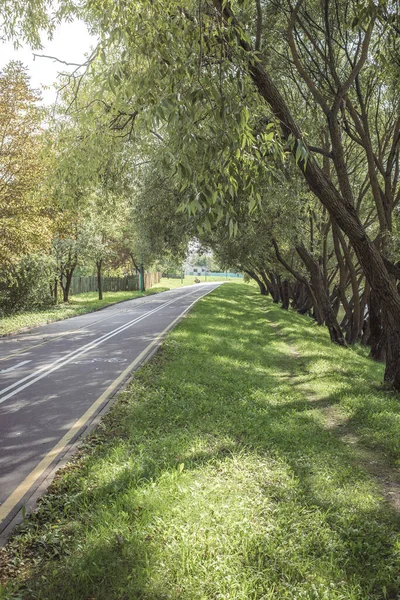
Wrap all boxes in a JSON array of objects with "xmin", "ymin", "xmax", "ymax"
[{"xmin": 2, "ymin": 284, "xmax": 400, "ymax": 600}]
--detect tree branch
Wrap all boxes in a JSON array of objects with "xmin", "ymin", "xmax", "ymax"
[{"xmin": 255, "ymin": 0, "xmax": 262, "ymax": 51}]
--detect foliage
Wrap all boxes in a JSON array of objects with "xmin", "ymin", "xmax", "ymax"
[
  {"xmin": 0, "ymin": 61, "xmax": 53, "ymax": 271},
  {"xmin": 59, "ymin": 0, "xmax": 284, "ymax": 232},
  {"xmin": 0, "ymin": 253, "xmax": 55, "ymax": 316},
  {"xmin": 0, "ymin": 0, "xmax": 54, "ymax": 47},
  {"xmin": 130, "ymin": 166, "xmax": 191, "ymax": 267}
]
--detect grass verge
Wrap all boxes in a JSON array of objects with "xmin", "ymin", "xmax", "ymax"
[
  {"xmin": 1, "ymin": 284, "xmax": 400, "ymax": 599},
  {"xmin": 0, "ymin": 288, "xmax": 169, "ymax": 336}
]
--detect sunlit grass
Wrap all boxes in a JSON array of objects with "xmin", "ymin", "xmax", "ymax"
[
  {"xmin": 0, "ymin": 288, "xmax": 169, "ymax": 336},
  {"xmin": 1, "ymin": 284, "xmax": 400, "ymax": 600}
]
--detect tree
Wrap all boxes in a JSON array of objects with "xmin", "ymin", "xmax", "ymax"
[
  {"xmin": 80, "ymin": 194, "xmax": 132, "ymax": 299},
  {"xmin": 0, "ymin": 61, "xmax": 53, "ymax": 273},
  {"xmin": 77, "ymin": 0, "xmax": 400, "ymax": 386},
  {"xmin": 0, "ymin": 1, "xmax": 55, "ymax": 47},
  {"xmin": 214, "ymin": 0, "xmax": 400, "ymax": 383},
  {"xmin": 14, "ymin": 0, "xmax": 400, "ymax": 382}
]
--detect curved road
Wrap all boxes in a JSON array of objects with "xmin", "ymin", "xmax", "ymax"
[{"xmin": 0, "ymin": 283, "xmax": 220, "ymax": 540}]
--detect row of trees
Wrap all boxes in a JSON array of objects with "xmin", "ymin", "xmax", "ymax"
[
  {"xmin": 0, "ymin": 60, "xmax": 189, "ymax": 313},
  {"xmin": 2, "ymin": 0, "xmax": 400, "ymax": 388},
  {"xmin": 81, "ymin": 0, "xmax": 397, "ymax": 386}
]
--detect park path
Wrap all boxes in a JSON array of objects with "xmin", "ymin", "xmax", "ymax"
[{"xmin": 0, "ymin": 283, "xmax": 221, "ymax": 541}]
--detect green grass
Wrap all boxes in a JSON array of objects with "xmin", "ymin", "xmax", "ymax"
[
  {"xmin": 2, "ymin": 284, "xmax": 400, "ymax": 599},
  {"xmin": 0, "ymin": 288, "xmax": 169, "ymax": 336}
]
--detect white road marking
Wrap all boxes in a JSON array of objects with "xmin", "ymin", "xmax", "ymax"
[
  {"xmin": 72, "ymin": 357, "xmax": 128, "ymax": 364},
  {"xmin": 0, "ymin": 286, "xmax": 201, "ymax": 365},
  {"xmin": 0, "ymin": 361, "xmax": 31, "ymax": 374},
  {"xmin": 0, "ymin": 288, "xmax": 202, "ymax": 405}
]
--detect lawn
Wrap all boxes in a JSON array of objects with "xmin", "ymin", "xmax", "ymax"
[
  {"xmin": 1, "ymin": 284, "xmax": 400, "ymax": 599},
  {"xmin": 0, "ymin": 288, "xmax": 169, "ymax": 336}
]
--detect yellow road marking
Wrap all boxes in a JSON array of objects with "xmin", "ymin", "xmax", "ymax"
[{"xmin": 0, "ymin": 298, "xmax": 199, "ymax": 524}]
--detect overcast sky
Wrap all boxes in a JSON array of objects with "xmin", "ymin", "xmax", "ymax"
[{"xmin": 0, "ymin": 20, "xmax": 97, "ymax": 104}]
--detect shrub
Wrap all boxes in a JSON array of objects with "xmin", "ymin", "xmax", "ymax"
[{"xmin": 0, "ymin": 254, "xmax": 56, "ymax": 316}]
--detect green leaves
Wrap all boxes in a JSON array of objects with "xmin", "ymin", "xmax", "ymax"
[
  {"xmin": 228, "ymin": 218, "xmax": 238, "ymax": 238},
  {"xmin": 295, "ymin": 139, "xmax": 309, "ymax": 169},
  {"xmin": 54, "ymin": 0, "xmax": 284, "ymax": 235}
]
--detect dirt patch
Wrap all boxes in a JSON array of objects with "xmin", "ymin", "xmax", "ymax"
[
  {"xmin": 323, "ymin": 409, "xmax": 400, "ymax": 511},
  {"xmin": 289, "ymin": 345, "xmax": 400, "ymax": 512}
]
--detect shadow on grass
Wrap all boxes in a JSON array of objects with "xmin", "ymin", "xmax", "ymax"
[{"xmin": 5, "ymin": 285, "xmax": 400, "ymax": 600}]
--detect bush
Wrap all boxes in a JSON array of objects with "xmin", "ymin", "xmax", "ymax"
[{"xmin": 0, "ymin": 254, "xmax": 56, "ymax": 316}]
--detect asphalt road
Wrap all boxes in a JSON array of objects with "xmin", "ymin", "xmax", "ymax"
[{"xmin": 0, "ymin": 283, "xmax": 220, "ymax": 538}]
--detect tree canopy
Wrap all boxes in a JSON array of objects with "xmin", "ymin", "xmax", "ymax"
[
  {"xmin": 2, "ymin": 0, "xmax": 400, "ymax": 386},
  {"xmin": 0, "ymin": 61, "xmax": 52, "ymax": 272}
]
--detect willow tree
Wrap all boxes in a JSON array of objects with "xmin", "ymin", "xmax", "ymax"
[
  {"xmin": 13, "ymin": 0, "xmax": 396, "ymax": 382},
  {"xmin": 71, "ymin": 0, "xmax": 400, "ymax": 386}
]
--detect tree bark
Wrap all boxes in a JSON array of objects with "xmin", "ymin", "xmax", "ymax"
[
  {"xmin": 368, "ymin": 290, "xmax": 385, "ymax": 362},
  {"xmin": 271, "ymin": 238, "xmax": 321, "ymax": 322},
  {"xmin": 60, "ymin": 268, "xmax": 75, "ymax": 303},
  {"xmin": 296, "ymin": 244, "xmax": 346, "ymax": 346},
  {"xmin": 268, "ymin": 272, "xmax": 281, "ymax": 303},
  {"xmin": 97, "ymin": 259, "xmax": 103, "ymax": 300},
  {"xmin": 281, "ymin": 279, "xmax": 290, "ymax": 310},
  {"xmin": 215, "ymin": 2, "xmax": 400, "ymax": 384},
  {"xmin": 244, "ymin": 269, "xmax": 267, "ymax": 295},
  {"xmin": 259, "ymin": 270, "xmax": 275, "ymax": 298}
]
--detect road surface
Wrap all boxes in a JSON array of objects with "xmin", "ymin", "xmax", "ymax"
[{"xmin": 0, "ymin": 283, "xmax": 220, "ymax": 539}]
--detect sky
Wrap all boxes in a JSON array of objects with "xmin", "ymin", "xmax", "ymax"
[{"xmin": 0, "ymin": 20, "xmax": 97, "ymax": 104}]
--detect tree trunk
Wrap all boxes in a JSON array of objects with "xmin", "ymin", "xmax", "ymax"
[
  {"xmin": 268, "ymin": 272, "xmax": 280, "ymax": 303},
  {"xmin": 335, "ymin": 226, "xmax": 362, "ymax": 344},
  {"xmin": 281, "ymin": 279, "xmax": 290, "ymax": 310},
  {"xmin": 259, "ymin": 270, "xmax": 275, "ymax": 298},
  {"xmin": 271, "ymin": 238, "xmax": 319, "ymax": 319},
  {"xmin": 291, "ymin": 280, "xmax": 301, "ymax": 310},
  {"xmin": 130, "ymin": 253, "xmax": 140, "ymax": 275},
  {"xmin": 368, "ymin": 290, "xmax": 385, "ymax": 361},
  {"xmin": 97, "ymin": 260, "xmax": 103, "ymax": 300},
  {"xmin": 296, "ymin": 283, "xmax": 313, "ymax": 315},
  {"xmin": 383, "ymin": 310, "xmax": 400, "ymax": 386},
  {"xmin": 360, "ymin": 318, "xmax": 371, "ymax": 347},
  {"xmin": 217, "ymin": 5, "xmax": 400, "ymax": 383},
  {"xmin": 244, "ymin": 269, "xmax": 267, "ymax": 295},
  {"xmin": 64, "ymin": 269, "xmax": 74, "ymax": 303},
  {"xmin": 296, "ymin": 245, "xmax": 346, "ymax": 346},
  {"xmin": 359, "ymin": 283, "xmax": 370, "ymax": 341},
  {"xmin": 59, "ymin": 266, "xmax": 76, "ymax": 303}
]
